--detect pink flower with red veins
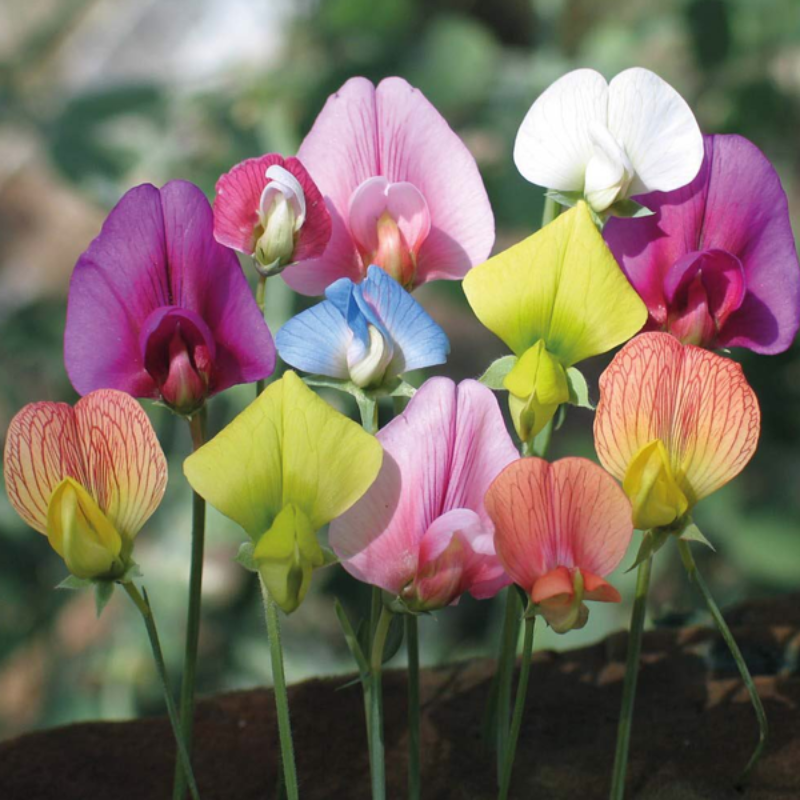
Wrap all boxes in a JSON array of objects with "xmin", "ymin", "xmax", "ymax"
[{"xmin": 287, "ymin": 77, "xmax": 495, "ymax": 295}]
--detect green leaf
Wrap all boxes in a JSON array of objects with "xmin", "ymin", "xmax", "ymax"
[
  {"xmin": 478, "ymin": 355, "xmax": 517, "ymax": 390},
  {"xmin": 334, "ymin": 598, "xmax": 369, "ymax": 678},
  {"xmin": 234, "ymin": 541, "xmax": 258, "ymax": 572},
  {"xmin": 626, "ymin": 529, "xmax": 671, "ymax": 572},
  {"xmin": 56, "ymin": 575, "xmax": 93, "ymax": 591},
  {"xmin": 94, "ymin": 580, "xmax": 115, "ymax": 617},
  {"xmin": 679, "ymin": 523, "xmax": 715, "ymax": 551},
  {"xmin": 565, "ymin": 366, "xmax": 595, "ymax": 410}
]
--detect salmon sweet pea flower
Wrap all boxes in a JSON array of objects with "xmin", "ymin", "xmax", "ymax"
[
  {"xmin": 183, "ymin": 371, "xmax": 382, "ymax": 613},
  {"xmin": 594, "ymin": 332, "xmax": 760, "ymax": 533},
  {"xmin": 604, "ymin": 134, "xmax": 800, "ymax": 353},
  {"xmin": 329, "ymin": 378, "xmax": 519, "ymax": 612},
  {"xmin": 514, "ymin": 67, "xmax": 703, "ymax": 214},
  {"xmin": 286, "ymin": 77, "xmax": 494, "ymax": 294},
  {"xmin": 276, "ymin": 265, "xmax": 449, "ymax": 389},
  {"xmin": 485, "ymin": 457, "xmax": 633, "ymax": 633},
  {"xmin": 65, "ymin": 180, "xmax": 276, "ymax": 417},
  {"xmin": 213, "ymin": 154, "xmax": 332, "ymax": 276},
  {"xmin": 463, "ymin": 202, "xmax": 647, "ymax": 442},
  {"xmin": 4, "ymin": 390, "xmax": 167, "ymax": 581}
]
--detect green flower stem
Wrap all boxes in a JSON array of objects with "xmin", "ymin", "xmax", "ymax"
[
  {"xmin": 406, "ymin": 614, "xmax": 421, "ymax": 800},
  {"xmin": 494, "ymin": 587, "xmax": 522, "ymax": 781},
  {"xmin": 124, "ymin": 583, "xmax": 201, "ymax": 800},
  {"xmin": 677, "ymin": 540, "xmax": 768, "ymax": 785},
  {"xmin": 172, "ymin": 407, "xmax": 207, "ymax": 800},
  {"xmin": 499, "ymin": 614, "xmax": 536, "ymax": 800},
  {"xmin": 260, "ymin": 577, "xmax": 299, "ymax": 800},
  {"xmin": 541, "ymin": 195, "xmax": 560, "ymax": 228},
  {"xmin": 609, "ymin": 554, "xmax": 652, "ymax": 800},
  {"xmin": 369, "ymin": 605, "xmax": 393, "ymax": 800},
  {"xmin": 256, "ymin": 274, "xmax": 268, "ymax": 396}
]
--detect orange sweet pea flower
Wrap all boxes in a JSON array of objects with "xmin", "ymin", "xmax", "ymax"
[
  {"xmin": 485, "ymin": 457, "xmax": 633, "ymax": 633},
  {"xmin": 594, "ymin": 332, "xmax": 760, "ymax": 531},
  {"xmin": 4, "ymin": 390, "xmax": 167, "ymax": 580}
]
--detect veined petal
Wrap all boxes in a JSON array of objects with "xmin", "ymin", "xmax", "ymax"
[
  {"xmin": 514, "ymin": 69, "xmax": 609, "ymax": 192},
  {"xmin": 184, "ymin": 371, "xmax": 382, "ymax": 539},
  {"xmin": 594, "ymin": 332, "xmax": 760, "ymax": 507},
  {"xmin": 608, "ymin": 68, "xmax": 703, "ymax": 195},
  {"xmin": 463, "ymin": 203, "xmax": 647, "ymax": 365}
]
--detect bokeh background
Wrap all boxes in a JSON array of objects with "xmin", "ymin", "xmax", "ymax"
[{"xmin": 1, "ymin": 0, "xmax": 799, "ymax": 739}]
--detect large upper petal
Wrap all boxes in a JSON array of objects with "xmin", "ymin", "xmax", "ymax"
[
  {"xmin": 463, "ymin": 203, "xmax": 647, "ymax": 364},
  {"xmin": 607, "ymin": 68, "xmax": 703, "ymax": 196},
  {"xmin": 375, "ymin": 77, "xmax": 495, "ymax": 282},
  {"xmin": 513, "ymin": 69, "xmax": 609, "ymax": 192},
  {"xmin": 329, "ymin": 377, "xmax": 517, "ymax": 593},
  {"xmin": 184, "ymin": 371, "xmax": 382, "ymax": 539},
  {"xmin": 486, "ymin": 457, "xmax": 632, "ymax": 593},
  {"xmin": 594, "ymin": 332, "xmax": 760, "ymax": 505}
]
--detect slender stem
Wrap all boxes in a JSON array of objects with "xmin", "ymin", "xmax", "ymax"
[
  {"xmin": 499, "ymin": 615, "xmax": 536, "ymax": 800},
  {"xmin": 260, "ymin": 577, "xmax": 299, "ymax": 800},
  {"xmin": 494, "ymin": 587, "xmax": 521, "ymax": 782},
  {"xmin": 256, "ymin": 274, "xmax": 268, "ymax": 396},
  {"xmin": 541, "ymin": 195, "xmax": 560, "ymax": 228},
  {"xmin": 609, "ymin": 555, "xmax": 652, "ymax": 800},
  {"xmin": 172, "ymin": 408, "xmax": 207, "ymax": 800},
  {"xmin": 124, "ymin": 584, "xmax": 201, "ymax": 800},
  {"xmin": 532, "ymin": 417, "xmax": 554, "ymax": 458},
  {"xmin": 369, "ymin": 606, "xmax": 393, "ymax": 800},
  {"xmin": 678, "ymin": 540, "xmax": 768, "ymax": 785},
  {"xmin": 406, "ymin": 615, "xmax": 421, "ymax": 800}
]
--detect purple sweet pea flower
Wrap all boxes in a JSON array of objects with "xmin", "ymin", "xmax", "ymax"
[
  {"xmin": 604, "ymin": 134, "xmax": 800, "ymax": 353},
  {"xmin": 65, "ymin": 180, "xmax": 276, "ymax": 414}
]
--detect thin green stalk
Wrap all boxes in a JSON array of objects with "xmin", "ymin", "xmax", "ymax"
[
  {"xmin": 541, "ymin": 195, "xmax": 560, "ymax": 228},
  {"xmin": 609, "ymin": 555, "xmax": 652, "ymax": 800},
  {"xmin": 494, "ymin": 587, "xmax": 521, "ymax": 781},
  {"xmin": 677, "ymin": 540, "xmax": 768, "ymax": 785},
  {"xmin": 124, "ymin": 583, "xmax": 201, "ymax": 800},
  {"xmin": 499, "ymin": 615, "xmax": 536, "ymax": 800},
  {"xmin": 172, "ymin": 408, "xmax": 207, "ymax": 800},
  {"xmin": 406, "ymin": 615, "xmax": 421, "ymax": 800},
  {"xmin": 260, "ymin": 577, "xmax": 299, "ymax": 800},
  {"xmin": 369, "ymin": 606, "xmax": 393, "ymax": 800},
  {"xmin": 256, "ymin": 274, "xmax": 268, "ymax": 395}
]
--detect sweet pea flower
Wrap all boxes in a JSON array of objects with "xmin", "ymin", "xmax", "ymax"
[
  {"xmin": 183, "ymin": 371, "xmax": 382, "ymax": 613},
  {"xmin": 276, "ymin": 265, "xmax": 449, "ymax": 389},
  {"xmin": 213, "ymin": 154, "xmax": 332, "ymax": 276},
  {"xmin": 463, "ymin": 202, "xmax": 647, "ymax": 442},
  {"xmin": 284, "ymin": 77, "xmax": 494, "ymax": 294},
  {"xmin": 4, "ymin": 390, "xmax": 167, "ymax": 580},
  {"xmin": 514, "ymin": 68, "xmax": 704, "ymax": 214},
  {"xmin": 604, "ymin": 135, "xmax": 800, "ymax": 353},
  {"xmin": 594, "ymin": 332, "xmax": 760, "ymax": 532},
  {"xmin": 329, "ymin": 378, "xmax": 519, "ymax": 612},
  {"xmin": 485, "ymin": 457, "xmax": 633, "ymax": 633},
  {"xmin": 65, "ymin": 181, "xmax": 275, "ymax": 417}
]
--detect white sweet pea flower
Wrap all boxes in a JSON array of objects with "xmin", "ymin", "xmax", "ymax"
[{"xmin": 514, "ymin": 68, "xmax": 704, "ymax": 213}]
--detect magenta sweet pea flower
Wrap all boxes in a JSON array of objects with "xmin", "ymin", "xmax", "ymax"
[
  {"xmin": 604, "ymin": 134, "xmax": 800, "ymax": 353},
  {"xmin": 65, "ymin": 180, "xmax": 276, "ymax": 415},
  {"xmin": 213, "ymin": 154, "xmax": 331, "ymax": 276},
  {"xmin": 329, "ymin": 377, "xmax": 518, "ymax": 612},
  {"xmin": 285, "ymin": 77, "xmax": 495, "ymax": 295}
]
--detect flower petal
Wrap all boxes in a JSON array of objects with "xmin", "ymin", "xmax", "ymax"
[
  {"xmin": 463, "ymin": 203, "xmax": 647, "ymax": 365},
  {"xmin": 594, "ymin": 332, "xmax": 760, "ymax": 506},
  {"xmin": 513, "ymin": 68, "xmax": 608, "ymax": 192},
  {"xmin": 4, "ymin": 402, "xmax": 86, "ymax": 535},
  {"xmin": 376, "ymin": 77, "xmax": 495, "ymax": 282},
  {"xmin": 184, "ymin": 371, "xmax": 382, "ymax": 539},
  {"xmin": 74, "ymin": 390, "xmax": 167, "ymax": 540},
  {"xmin": 608, "ymin": 68, "xmax": 703, "ymax": 195}
]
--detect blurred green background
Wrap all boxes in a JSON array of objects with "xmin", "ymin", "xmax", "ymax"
[{"xmin": 1, "ymin": 0, "xmax": 799, "ymax": 739}]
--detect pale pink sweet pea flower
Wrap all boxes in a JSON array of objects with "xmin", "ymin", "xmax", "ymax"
[
  {"xmin": 214, "ymin": 154, "xmax": 332, "ymax": 276},
  {"xmin": 329, "ymin": 377, "xmax": 518, "ymax": 612},
  {"xmin": 286, "ymin": 77, "xmax": 495, "ymax": 295}
]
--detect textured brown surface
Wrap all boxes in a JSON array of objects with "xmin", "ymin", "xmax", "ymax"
[{"xmin": 1, "ymin": 594, "xmax": 799, "ymax": 799}]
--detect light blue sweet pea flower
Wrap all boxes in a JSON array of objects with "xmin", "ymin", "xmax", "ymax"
[{"xmin": 276, "ymin": 265, "xmax": 450, "ymax": 388}]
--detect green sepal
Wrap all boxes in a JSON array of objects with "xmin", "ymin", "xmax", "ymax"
[
  {"xmin": 334, "ymin": 598, "xmax": 370, "ymax": 679},
  {"xmin": 235, "ymin": 541, "xmax": 259, "ymax": 573},
  {"xmin": 56, "ymin": 575, "xmax": 93, "ymax": 591},
  {"xmin": 319, "ymin": 545, "xmax": 339, "ymax": 567},
  {"xmin": 606, "ymin": 198, "xmax": 656, "ymax": 220},
  {"xmin": 626, "ymin": 528, "xmax": 671, "ymax": 572},
  {"xmin": 381, "ymin": 613, "xmax": 405, "ymax": 665},
  {"xmin": 544, "ymin": 189, "xmax": 584, "ymax": 210},
  {"xmin": 679, "ymin": 522, "xmax": 715, "ymax": 551},
  {"xmin": 554, "ymin": 403, "xmax": 568, "ymax": 431},
  {"xmin": 117, "ymin": 561, "xmax": 143, "ymax": 584},
  {"xmin": 478, "ymin": 355, "xmax": 518, "ymax": 390},
  {"xmin": 565, "ymin": 366, "xmax": 595, "ymax": 410},
  {"xmin": 303, "ymin": 374, "xmax": 416, "ymax": 402},
  {"xmin": 94, "ymin": 580, "xmax": 115, "ymax": 617}
]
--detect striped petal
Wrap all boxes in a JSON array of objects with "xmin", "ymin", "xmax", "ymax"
[{"xmin": 594, "ymin": 332, "xmax": 760, "ymax": 507}]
